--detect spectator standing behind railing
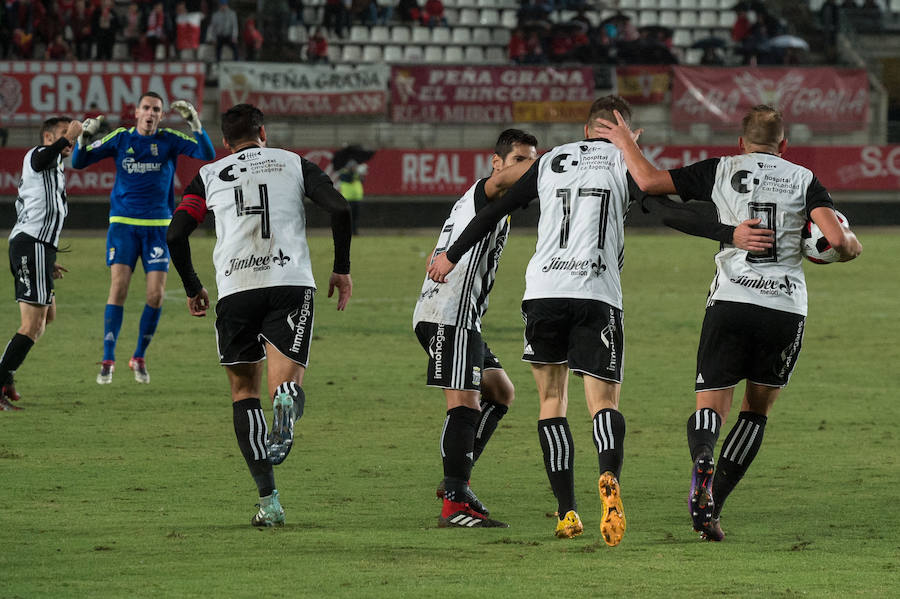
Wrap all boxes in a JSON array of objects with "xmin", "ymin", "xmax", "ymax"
[
  {"xmin": 146, "ymin": 2, "xmax": 170, "ymax": 59},
  {"xmin": 123, "ymin": 2, "xmax": 142, "ymax": 56},
  {"xmin": 243, "ymin": 16, "xmax": 264, "ymax": 61},
  {"xmin": 307, "ymin": 26, "xmax": 329, "ymax": 63},
  {"xmin": 92, "ymin": 0, "xmax": 120, "ymax": 60},
  {"xmin": 423, "ymin": 0, "xmax": 447, "ymax": 28},
  {"xmin": 396, "ymin": 0, "xmax": 422, "ymax": 24},
  {"xmin": 175, "ymin": 1, "xmax": 203, "ymax": 59},
  {"xmin": 44, "ymin": 33, "xmax": 71, "ymax": 60},
  {"xmin": 209, "ymin": 0, "xmax": 239, "ymax": 60}
]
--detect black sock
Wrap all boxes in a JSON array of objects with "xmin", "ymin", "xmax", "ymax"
[
  {"xmin": 472, "ymin": 399, "xmax": 508, "ymax": 463},
  {"xmin": 713, "ymin": 411, "xmax": 767, "ymax": 517},
  {"xmin": 0, "ymin": 333, "xmax": 35, "ymax": 385},
  {"xmin": 233, "ymin": 398, "xmax": 275, "ymax": 497},
  {"xmin": 440, "ymin": 406, "xmax": 480, "ymax": 502},
  {"xmin": 538, "ymin": 417, "xmax": 576, "ymax": 518},
  {"xmin": 687, "ymin": 408, "xmax": 722, "ymax": 462},
  {"xmin": 591, "ymin": 408, "xmax": 626, "ymax": 480}
]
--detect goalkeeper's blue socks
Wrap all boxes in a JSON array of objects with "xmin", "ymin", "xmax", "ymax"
[
  {"xmin": 134, "ymin": 304, "xmax": 162, "ymax": 359},
  {"xmin": 103, "ymin": 304, "xmax": 124, "ymax": 362}
]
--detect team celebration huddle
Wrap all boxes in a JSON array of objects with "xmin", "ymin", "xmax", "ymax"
[{"xmin": 4, "ymin": 93, "xmax": 861, "ymax": 545}]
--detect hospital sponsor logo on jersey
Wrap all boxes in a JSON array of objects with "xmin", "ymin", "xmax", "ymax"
[
  {"xmin": 730, "ymin": 170, "xmax": 759, "ymax": 194},
  {"xmin": 577, "ymin": 145, "xmax": 615, "ymax": 170},
  {"xmin": 223, "ymin": 249, "xmax": 292, "ymax": 276},
  {"xmin": 759, "ymin": 174, "xmax": 801, "ymax": 195},
  {"xmin": 147, "ymin": 246, "xmax": 169, "ymax": 265},
  {"xmin": 286, "ymin": 288, "xmax": 313, "ymax": 354},
  {"xmin": 729, "ymin": 274, "xmax": 797, "ymax": 297},
  {"xmin": 428, "ymin": 324, "xmax": 446, "ymax": 380},
  {"xmin": 121, "ymin": 157, "xmax": 163, "ymax": 175},
  {"xmin": 541, "ymin": 256, "xmax": 606, "ymax": 277}
]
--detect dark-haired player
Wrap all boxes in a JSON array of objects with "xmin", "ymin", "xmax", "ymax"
[
  {"xmin": 167, "ymin": 103, "xmax": 352, "ymax": 527},
  {"xmin": 414, "ymin": 128, "xmax": 538, "ymax": 528},
  {"xmin": 598, "ymin": 104, "xmax": 862, "ymax": 541},
  {"xmin": 0, "ymin": 117, "xmax": 82, "ymax": 411},
  {"xmin": 71, "ymin": 92, "xmax": 215, "ymax": 385},
  {"xmin": 428, "ymin": 96, "xmax": 770, "ymax": 544}
]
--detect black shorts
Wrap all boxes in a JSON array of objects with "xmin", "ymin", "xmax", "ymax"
[
  {"xmin": 521, "ymin": 298, "xmax": 624, "ymax": 383},
  {"xmin": 215, "ymin": 286, "xmax": 315, "ymax": 366},
  {"xmin": 415, "ymin": 322, "xmax": 499, "ymax": 391},
  {"xmin": 695, "ymin": 300, "xmax": 805, "ymax": 391},
  {"xmin": 9, "ymin": 233, "xmax": 56, "ymax": 306}
]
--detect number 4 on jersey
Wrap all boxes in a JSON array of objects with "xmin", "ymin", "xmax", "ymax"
[{"xmin": 234, "ymin": 184, "xmax": 271, "ymax": 238}]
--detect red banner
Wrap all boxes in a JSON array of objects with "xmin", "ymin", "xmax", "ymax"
[
  {"xmin": 390, "ymin": 66, "xmax": 595, "ymax": 123},
  {"xmin": 671, "ymin": 67, "xmax": 869, "ymax": 131},
  {"xmin": 2, "ymin": 146, "xmax": 899, "ymax": 197},
  {"xmin": 0, "ymin": 61, "xmax": 205, "ymax": 124},
  {"xmin": 616, "ymin": 66, "xmax": 670, "ymax": 105}
]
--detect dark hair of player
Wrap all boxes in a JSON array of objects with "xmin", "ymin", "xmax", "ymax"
[
  {"xmin": 40, "ymin": 116, "xmax": 72, "ymax": 141},
  {"xmin": 742, "ymin": 104, "xmax": 784, "ymax": 147},
  {"xmin": 138, "ymin": 91, "xmax": 164, "ymax": 106},
  {"xmin": 586, "ymin": 95, "xmax": 632, "ymax": 128},
  {"xmin": 221, "ymin": 103, "xmax": 265, "ymax": 146},
  {"xmin": 494, "ymin": 128, "xmax": 538, "ymax": 159}
]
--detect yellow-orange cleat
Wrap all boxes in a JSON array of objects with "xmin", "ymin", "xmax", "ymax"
[
  {"xmin": 554, "ymin": 510, "xmax": 584, "ymax": 539},
  {"xmin": 598, "ymin": 472, "xmax": 626, "ymax": 547}
]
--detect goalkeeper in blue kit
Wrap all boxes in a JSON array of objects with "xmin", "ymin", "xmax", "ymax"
[{"xmin": 71, "ymin": 91, "xmax": 215, "ymax": 384}]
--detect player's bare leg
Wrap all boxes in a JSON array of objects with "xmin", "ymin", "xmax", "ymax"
[
  {"xmin": 227, "ymin": 361, "xmax": 284, "ymax": 526},
  {"xmin": 0, "ymin": 302, "xmax": 50, "ymax": 410},
  {"xmin": 129, "ymin": 270, "xmax": 167, "ymax": 384},
  {"xmin": 585, "ymin": 375, "xmax": 626, "ymax": 546},
  {"xmin": 265, "ymin": 344, "xmax": 306, "ymax": 465},
  {"xmin": 98, "ymin": 264, "xmax": 133, "ymax": 384}
]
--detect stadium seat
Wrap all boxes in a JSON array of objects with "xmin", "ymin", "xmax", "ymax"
[
  {"xmin": 660, "ymin": 10, "xmax": 678, "ymax": 26},
  {"xmin": 349, "ymin": 26, "xmax": 368, "ymax": 42},
  {"xmin": 433, "ymin": 27, "xmax": 451, "ymax": 43},
  {"xmin": 698, "ymin": 0, "xmax": 718, "ymax": 8},
  {"xmin": 371, "ymin": 26, "xmax": 390, "ymax": 43},
  {"xmin": 412, "ymin": 26, "xmax": 431, "ymax": 43},
  {"xmin": 404, "ymin": 45, "xmax": 424, "ymax": 62},
  {"xmin": 327, "ymin": 44, "xmax": 341, "ymax": 63},
  {"xmin": 392, "ymin": 26, "xmax": 411, "ymax": 43},
  {"xmin": 383, "ymin": 45, "xmax": 403, "ymax": 62},
  {"xmin": 679, "ymin": 0, "xmax": 699, "ymax": 7},
  {"xmin": 424, "ymin": 46, "xmax": 444, "ymax": 63},
  {"xmin": 464, "ymin": 46, "xmax": 485, "ymax": 62},
  {"xmin": 288, "ymin": 25, "xmax": 307, "ymax": 44},
  {"xmin": 480, "ymin": 8, "xmax": 500, "ymax": 25},
  {"xmin": 485, "ymin": 46, "xmax": 506, "ymax": 63},
  {"xmin": 452, "ymin": 27, "xmax": 472, "ymax": 44},
  {"xmin": 459, "ymin": 8, "xmax": 479, "ymax": 25},
  {"xmin": 618, "ymin": 0, "xmax": 639, "ymax": 8},
  {"xmin": 501, "ymin": 9, "xmax": 517, "ymax": 28},
  {"xmin": 472, "ymin": 27, "xmax": 491, "ymax": 44},
  {"xmin": 659, "ymin": 0, "xmax": 678, "ymax": 7},
  {"xmin": 342, "ymin": 45, "xmax": 362, "ymax": 63},
  {"xmin": 698, "ymin": 12, "xmax": 717, "ymax": 26},
  {"xmin": 638, "ymin": 11, "xmax": 658, "ymax": 26},
  {"xmin": 638, "ymin": 0, "xmax": 659, "ymax": 8},
  {"xmin": 683, "ymin": 48, "xmax": 703, "ymax": 64},
  {"xmin": 362, "ymin": 45, "xmax": 383, "ymax": 62},
  {"xmin": 719, "ymin": 11, "xmax": 736, "ymax": 27},
  {"xmin": 679, "ymin": 11, "xmax": 696, "ymax": 26},
  {"xmin": 445, "ymin": 46, "xmax": 464, "ymax": 62},
  {"xmin": 891, "ymin": 0, "xmax": 900, "ymax": 11},
  {"xmin": 493, "ymin": 28, "xmax": 511, "ymax": 44},
  {"xmin": 672, "ymin": 28, "xmax": 692, "ymax": 47},
  {"xmin": 444, "ymin": 7, "xmax": 458, "ymax": 22}
]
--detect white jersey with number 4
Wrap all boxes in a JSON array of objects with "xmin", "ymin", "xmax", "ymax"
[
  {"xmin": 524, "ymin": 139, "xmax": 632, "ymax": 309},
  {"xmin": 193, "ymin": 147, "xmax": 316, "ymax": 299}
]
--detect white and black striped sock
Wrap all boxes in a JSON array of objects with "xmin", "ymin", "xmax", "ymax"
[
  {"xmin": 538, "ymin": 418, "xmax": 576, "ymax": 517},
  {"xmin": 713, "ymin": 411, "xmax": 767, "ymax": 517},
  {"xmin": 591, "ymin": 408, "xmax": 626, "ymax": 480},
  {"xmin": 233, "ymin": 398, "xmax": 275, "ymax": 497},
  {"xmin": 686, "ymin": 407, "xmax": 722, "ymax": 462}
]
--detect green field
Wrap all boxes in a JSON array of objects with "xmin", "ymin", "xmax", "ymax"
[{"xmin": 1, "ymin": 230, "xmax": 898, "ymax": 598}]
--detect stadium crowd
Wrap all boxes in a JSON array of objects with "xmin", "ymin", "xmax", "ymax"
[{"xmin": 0, "ymin": 0, "xmax": 837, "ymax": 65}]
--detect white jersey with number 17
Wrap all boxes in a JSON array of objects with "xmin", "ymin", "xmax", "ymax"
[
  {"xmin": 184, "ymin": 147, "xmax": 317, "ymax": 299},
  {"xmin": 524, "ymin": 139, "xmax": 632, "ymax": 309}
]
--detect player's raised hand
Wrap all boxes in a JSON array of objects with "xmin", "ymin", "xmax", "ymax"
[
  {"xmin": 732, "ymin": 218, "xmax": 775, "ymax": 252},
  {"xmin": 426, "ymin": 252, "xmax": 456, "ymax": 283},
  {"xmin": 171, "ymin": 100, "xmax": 203, "ymax": 132},
  {"xmin": 328, "ymin": 272, "xmax": 352, "ymax": 311},
  {"xmin": 594, "ymin": 110, "xmax": 636, "ymax": 150},
  {"xmin": 79, "ymin": 116, "xmax": 103, "ymax": 146},
  {"xmin": 52, "ymin": 263, "xmax": 68, "ymax": 279},
  {"xmin": 187, "ymin": 288, "xmax": 210, "ymax": 317},
  {"xmin": 65, "ymin": 121, "xmax": 83, "ymax": 145}
]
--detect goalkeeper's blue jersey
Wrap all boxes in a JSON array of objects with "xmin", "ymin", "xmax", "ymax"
[{"xmin": 71, "ymin": 126, "xmax": 215, "ymax": 223}]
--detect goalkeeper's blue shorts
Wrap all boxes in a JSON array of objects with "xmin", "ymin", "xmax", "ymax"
[{"xmin": 106, "ymin": 222, "xmax": 170, "ymax": 272}]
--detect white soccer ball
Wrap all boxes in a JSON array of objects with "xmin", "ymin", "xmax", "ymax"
[{"xmin": 801, "ymin": 209, "xmax": 848, "ymax": 264}]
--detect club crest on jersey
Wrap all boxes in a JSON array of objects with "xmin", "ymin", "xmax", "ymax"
[
  {"xmin": 730, "ymin": 170, "xmax": 759, "ymax": 194},
  {"xmin": 273, "ymin": 249, "xmax": 291, "ymax": 267},
  {"xmin": 150, "ymin": 144, "xmax": 159, "ymax": 156},
  {"xmin": 218, "ymin": 164, "xmax": 247, "ymax": 182},
  {"xmin": 550, "ymin": 153, "xmax": 579, "ymax": 173}
]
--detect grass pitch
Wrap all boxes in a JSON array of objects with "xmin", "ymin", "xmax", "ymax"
[{"xmin": 1, "ymin": 229, "xmax": 898, "ymax": 598}]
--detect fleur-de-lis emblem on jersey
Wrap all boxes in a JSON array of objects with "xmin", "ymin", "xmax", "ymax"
[
  {"xmin": 273, "ymin": 249, "xmax": 291, "ymax": 267},
  {"xmin": 778, "ymin": 275, "xmax": 796, "ymax": 296}
]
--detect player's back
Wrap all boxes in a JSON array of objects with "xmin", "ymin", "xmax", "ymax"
[
  {"xmin": 525, "ymin": 139, "xmax": 631, "ymax": 308},
  {"xmin": 199, "ymin": 146, "xmax": 316, "ymax": 299},
  {"xmin": 707, "ymin": 152, "xmax": 815, "ymax": 315}
]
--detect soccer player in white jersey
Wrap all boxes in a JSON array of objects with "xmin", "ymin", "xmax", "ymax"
[
  {"xmin": 0, "ymin": 117, "xmax": 82, "ymax": 412},
  {"xmin": 597, "ymin": 104, "xmax": 862, "ymax": 541},
  {"xmin": 427, "ymin": 96, "xmax": 771, "ymax": 544},
  {"xmin": 166, "ymin": 104, "xmax": 352, "ymax": 527},
  {"xmin": 414, "ymin": 129, "xmax": 538, "ymax": 528}
]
